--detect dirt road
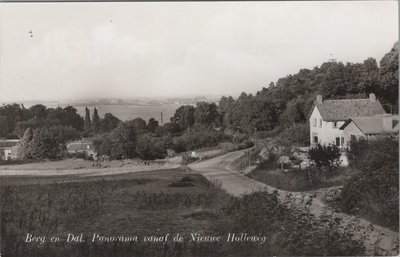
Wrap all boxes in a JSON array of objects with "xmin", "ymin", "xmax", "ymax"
[{"xmin": 189, "ymin": 149, "xmax": 399, "ymax": 256}]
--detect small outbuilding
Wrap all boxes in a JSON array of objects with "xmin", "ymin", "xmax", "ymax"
[
  {"xmin": 0, "ymin": 139, "xmax": 20, "ymax": 161},
  {"xmin": 340, "ymin": 114, "xmax": 399, "ymax": 146}
]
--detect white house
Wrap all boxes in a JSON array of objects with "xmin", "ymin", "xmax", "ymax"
[
  {"xmin": 339, "ymin": 114, "xmax": 399, "ymax": 146},
  {"xmin": 308, "ymin": 93, "xmax": 386, "ymax": 148},
  {"xmin": 66, "ymin": 139, "xmax": 96, "ymax": 158},
  {"xmin": 0, "ymin": 139, "xmax": 20, "ymax": 161}
]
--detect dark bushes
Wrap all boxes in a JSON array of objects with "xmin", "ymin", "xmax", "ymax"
[{"xmin": 340, "ymin": 136, "xmax": 399, "ymax": 230}]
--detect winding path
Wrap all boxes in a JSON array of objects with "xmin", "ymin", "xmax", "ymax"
[{"xmin": 189, "ymin": 149, "xmax": 399, "ymax": 256}]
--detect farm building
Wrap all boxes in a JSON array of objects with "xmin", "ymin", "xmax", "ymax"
[
  {"xmin": 66, "ymin": 139, "xmax": 96, "ymax": 158},
  {"xmin": 309, "ymin": 93, "xmax": 386, "ymax": 148},
  {"xmin": 340, "ymin": 114, "xmax": 399, "ymax": 146},
  {"xmin": 0, "ymin": 139, "xmax": 20, "ymax": 161}
]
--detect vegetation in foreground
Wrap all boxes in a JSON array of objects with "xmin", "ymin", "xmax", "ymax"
[
  {"xmin": 338, "ymin": 137, "xmax": 399, "ymax": 231},
  {"xmin": 248, "ymin": 165, "xmax": 358, "ymax": 192},
  {"xmin": 1, "ymin": 169, "xmax": 367, "ymax": 257}
]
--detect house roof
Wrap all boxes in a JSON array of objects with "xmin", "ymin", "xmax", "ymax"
[
  {"xmin": 67, "ymin": 142, "xmax": 93, "ymax": 151},
  {"xmin": 340, "ymin": 115, "xmax": 399, "ymax": 135},
  {"xmin": 314, "ymin": 98, "xmax": 386, "ymax": 122},
  {"xmin": 0, "ymin": 140, "xmax": 20, "ymax": 148}
]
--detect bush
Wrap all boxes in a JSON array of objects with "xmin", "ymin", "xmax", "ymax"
[
  {"xmin": 172, "ymin": 129, "xmax": 223, "ymax": 152},
  {"xmin": 221, "ymin": 191, "xmax": 365, "ymax": 256},
  {"xmin": 278, "ymin": 123, "xmax": 309, "ymax": 146},
  {"xmin": 340, "ymin": 136, "xmax": 399, "ymax": 230},
  {"xmin": 254, "ymin": 126, "xmax": 283, "ymax": 139},
  {"xmin": 136, "ymin": 134, "xmax": 170, "ymax": 160},
  {"xmin": 308, "ymin": 143, "xmax": 341, "ymax": 171}
]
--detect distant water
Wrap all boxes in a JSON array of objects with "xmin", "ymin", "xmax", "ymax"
[{"xmin": 72, "ymin": 104, "xmax": 181, "ymax": 123}]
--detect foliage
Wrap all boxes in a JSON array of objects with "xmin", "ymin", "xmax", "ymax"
[
  {"xmin": 136, "ymin": 134, "xmax": 170, "ymax": 160},
  {"xmin": 128, "ymin": 118, "xmax": 147, "ymax": 132},
  {"xmin": 29, "ymin": 128, "xmax": 62, "ymax": 160},
  {"xmin": 84, "ymin": 107, "xmax": 92, "ymax": 134},
  {"xmin": 172, "ymin": 105, "xmax": 195, "ymax": 131},
  {"xmin": 247, "ymin": 165, "xmax": 356, "ymax": 191},
  {"xmin": 218, "ymin": 42, "xmax": 398, "ymax": 134},
  {"xmin": 92, "ymin": 107, "xmax": 100, "ymax": 134},
  {"xmin": 340, "ymin": 136, "xmax": 399, "ymax": 230},
  {"xmin": 193, "ymin": 102, "xmax": 221, "ymax": 128},
  {"xmin": 308, "ymin": 143, "xmax": 341, "ymax": 170},
  {"xmin": 93, "ymin": 122, "xmax": 137, "ymax": 160},
  {"xmin": 278, "ymin": 122, "xmax": 310, "ymax": 146},
  {"xmin": 171, "ymin": 128, "xmax": 223, "ymax": 152},
  {"xmin": 221, "ymin": 191, "xmax": 365, "ymax": 256},
  {"xmin": 99, "ymin": 113, "xmax": 120, "ymax": 133},
  {"xmin": 17, "ymin": 128, "xmax": 34, "ymax": 160},
  {"xmin": 222, "ymin": 93, "xmax": 279, "ymax": 135},
  {"xmin": 146, "ymin": 118, "xmax": 159, "ymax": 133}
]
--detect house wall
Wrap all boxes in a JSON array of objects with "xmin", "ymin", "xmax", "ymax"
[
  {"xmin": 309, "ymin": 107, "xmax": 345, "ymax": 147},
  {"xmin": 342, "ymin": 122, "xmax": 365, "ymax": 146},
  {"xmin": 1, "ymin": 148, "xmax": 12, "ymax": 160},
  {"xmin": 10, "ymin": 145, "xmax": 19, "ymax": 160}
]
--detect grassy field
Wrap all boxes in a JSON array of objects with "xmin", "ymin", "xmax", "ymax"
[
  {"xmin": 1, "ymin": 169, "xmax": 232, "ymax": 257},
  {"xmin": 247, "ymin": 165, "xmax": 359, "ymax": 192}
]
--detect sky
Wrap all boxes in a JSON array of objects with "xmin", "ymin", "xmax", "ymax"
[{"xmin": 0, "ymin": 1, "xmax": 398, "ymax": 102}]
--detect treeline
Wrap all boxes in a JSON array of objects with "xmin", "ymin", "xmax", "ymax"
[
  {"xmin": 0, "ymin": 104, "xmax": 122, "ymax": 140},
  {"xmin": 218, "ymin": 42, "xmax": 398, "ymax": 138},
  {"xmin": 11, "ymin": 106, "xmax": 122, "ymax": 160},
  {"xmin": 93, "ymin": 102, "xmax": 228, "ymax": 160}
]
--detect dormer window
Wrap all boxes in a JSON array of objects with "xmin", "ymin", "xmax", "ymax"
[{"xmin": 319, "ymin": 119, "xmax": 322, "ymax": 127}]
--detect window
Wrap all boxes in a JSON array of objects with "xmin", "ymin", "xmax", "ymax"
[
  {"xmin": 313, "ymin": 118, "xmax": 317, "ymax": 127},
  {"xmin": 335, "ymin": 137, "xmax": 340, "ymax": 146},
  {"xmin": 319, "ymin": 119, "xmax": 322, "ymax": 127},
  {"xmin": 333, "ymin": 122, "xmax": 338, "ymax": 128},
  {"xmin": 341, "ymin": 137, "xmax": 344, "ymax": 146}
]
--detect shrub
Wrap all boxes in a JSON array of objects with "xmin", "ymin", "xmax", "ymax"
[
  {"xmin": 221, "ymin": 191, "xmax": 365, "ymax": 256},
  {"xmin": 308, "ymin": 143, "xmax": 341, "ymax": 171},
  {"xmin": 278, "ymin": 123, "xmax": 310, "ymax": 146},
  {"xmin": 172, "ymin": 129, "xmax": 223, "ymax": 152},
  {"xmin": 340, "ymin": 136, "xmax": 399, "ymax": 230},
  {"xmin": 136, "ymin": 134, "xmax": 170, "ymax": 160}
]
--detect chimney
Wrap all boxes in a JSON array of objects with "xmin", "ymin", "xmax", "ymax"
[
  {"xmin": 369, "ymin": 93, "xmax": 376, "ymax": 102},
  {"xmin": 316, "ymin": 95, "xmax": 323, "ymax": 104}
]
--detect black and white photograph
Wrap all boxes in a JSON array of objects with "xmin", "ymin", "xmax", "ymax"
[{"xmin": 0, "ymin": 1, "xmax": 398, "ymax": 256}]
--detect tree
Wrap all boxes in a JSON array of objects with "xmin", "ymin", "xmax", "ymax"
[
  {"xmin": 92, "ymin": 107, "xmax": 100, "ymax": 134},
  {"xmin": 84, "ymin": 107, "xmax": 91, "ymax": 134},
  {"xmin": 17, "ymin": 128, "xmax": 33, "ymax": 159},
  {"xmin": 94, "ymin": 122, "xmax": 138, "ymax": 160},
  {"xmin": 128, "ymin": 118, "xmax": 147, "ymax": 132},
  {"xmin": 29, "ymin": 104, "xmax": 47, "ymax": 118},
  {"xmin": 147, "ymin": 118, "xmax": 159, "ymax": 133},
  {"xmin": 172, "ymin": 105, "xmax": 195, "ymax": 132},
  {"xmin": 341, "ymin": 136, "xmax": 399, "ymax": 229},
  {"xmin": 308, "ymin": 143, "xmax": 341, "ymax": 171},
  {"xmin": 193, "ymin": 102, "xmax": 221, "ymax": 127},
  {"xmin": 28, "ymin": 128, "xmax": 60, "ymax": 160},
  {"xmin": 136, "ymin": 134, "xmax": 169, "ymax": 160},
  {"xmin": 100, "ymin": 113, "xmax": 120, "ymax": 133},
  {"xmin": 378, "ymin": 41, "xmax": 399, "ymax": 110},
  {"xmin": 0, "ymin": 115, "xmax": 10, "ymax": 137}
]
